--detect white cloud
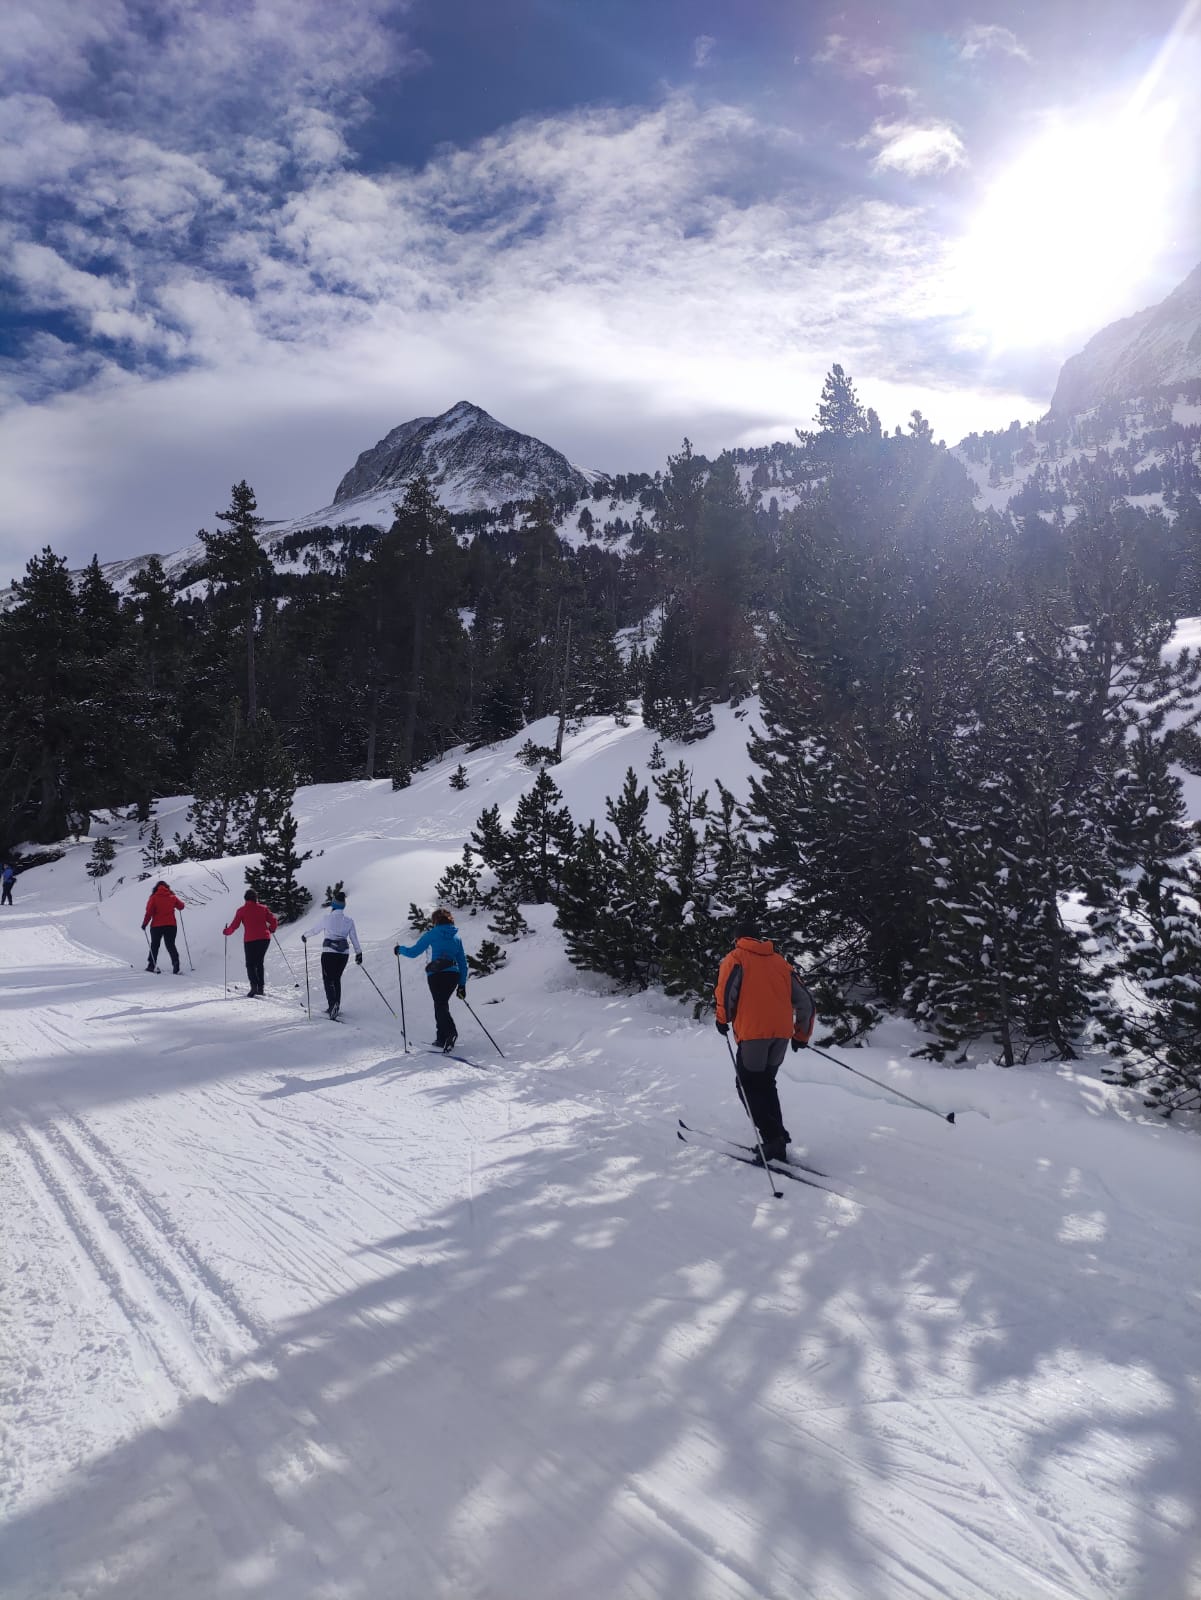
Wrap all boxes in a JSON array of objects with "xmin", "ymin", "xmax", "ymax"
[
  {"xmin": 959, "ymin": 23, "xmax": 1031, "ymax": 62},
  {"xmin": 875, "ymin": 82, "xmax": 920, "ymax": 105},
  {"xmin": 0, "ymin": 5, "xmax": 1058, "ymax": 575},
  {"xmin": 693, "ymin": 34, "xmax": 715, "ymax": 68},
  {"xmin": 813, "ymin": 32, "xmax": 894, "ymax": 78},
  {"xmin": 868, "ymin": 120, "xmax": 968, "ymax": 177}
]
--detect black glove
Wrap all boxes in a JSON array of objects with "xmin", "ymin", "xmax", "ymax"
[
  {"xmin": 355, "ymin": 952, "xmax": 363, "ymax": 965},
  {"xmin": 301, "ymin": 935, "xmax": 307, "ymax": 943},
  {"xmin": 456, "ymin": 985, "xmax": 467, "ymax": 1000},
  {"xmin": 715, "ymin": 1021, "xmax": 729, "ymax": 1037},
  {"xmin": 393, "ymin": 944, "xmax": 401, "ymax": 956},
  {"xmin": 791, "ymin": 1038, "xmax": 806, "ymax": 1052}
]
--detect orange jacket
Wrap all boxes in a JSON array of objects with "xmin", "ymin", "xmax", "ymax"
[
  {"xmin": 715, "ymin": 939, "xmax": 815, "ymax": 1044},
  {"xmin": 143, "ymin": 886, "xmax": 185, "ymax": 928}
]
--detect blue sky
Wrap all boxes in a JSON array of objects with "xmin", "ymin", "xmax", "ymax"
[{"xmin": 1, "ymin": 0, "xmax": 1199, "ymax": 574}]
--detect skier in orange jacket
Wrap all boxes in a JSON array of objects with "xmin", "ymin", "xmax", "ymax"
[{"xmin": 715, "ymin": 920, "xmax": 815, "ymax": 1163}]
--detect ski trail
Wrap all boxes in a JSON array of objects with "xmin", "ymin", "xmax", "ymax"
[{"xmin": 926, "ymin": 1396, "xmax": 1096, "ymax": 1600}]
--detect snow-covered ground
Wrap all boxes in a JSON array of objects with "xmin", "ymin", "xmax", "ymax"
[{"xmin": 3, "ymin": 714, "xmax": 1200, "ymax": 1600}]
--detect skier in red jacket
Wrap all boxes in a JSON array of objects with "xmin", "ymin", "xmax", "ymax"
[
  {"xmin": 223, "ymin": 890, "xmax": 279, "ymax": 997},
  {"xmin": 142, "ymin": 881, "xmax": 186, "ymax": 973}
]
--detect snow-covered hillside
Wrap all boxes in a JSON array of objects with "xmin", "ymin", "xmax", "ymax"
[
  {"xmin": 4, "ymin": 710, "xmax": 1199, "ymax": 1600},
  {"xmin": 1051, "ymin": 262, "xmax": 1201, "ymax": 418}
]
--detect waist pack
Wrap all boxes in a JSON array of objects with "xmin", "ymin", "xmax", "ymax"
[
  {"xmin": 426, "ymin": 955, "xmax": 456, "ymax": 974},
  {"xmin": 325, "ymin": 936, "xmax": 350, "ymax": 955}
]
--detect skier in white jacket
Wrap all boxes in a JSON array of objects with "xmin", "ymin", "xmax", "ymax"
[{"xmin": 302, "ymin": 894, "xmax": 363, "ymax": 1019}]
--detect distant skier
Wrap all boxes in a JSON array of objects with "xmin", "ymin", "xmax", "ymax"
[
  {"xmin": 223, "ymin": 890, "xmax": 279, "ymax": 997},
  {"xmin": 714, "ymin": 921, "xmax": 815, "ymax": 1164},
  {"xmin": 302, "ymin": 894, "xmax": 362, "ymax": 1019},
  {"xmin": 1, "ymin": 863, "xmax": 14, "ymax": 905},
  {"xmin": 142, "ymin": 880, "xmax": 186, "ymax": 973},
  {"xmin": 395, "ymin": 909, "xmax": 468, "ymax": 1053}
]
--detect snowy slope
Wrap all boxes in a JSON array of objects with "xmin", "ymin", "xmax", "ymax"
[{"xmin": 3, "ymin": 712, "xmax": 1201, "ymax": 1600}]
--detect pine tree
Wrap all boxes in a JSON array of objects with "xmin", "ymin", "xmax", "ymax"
[
  {"xmin": 198, "ymin": 481, "xmax": 271, "ymax": 719},
  {"xmin": 86, "ymin": 835, "xmax": 117, "ymax": 897},
  {"xmin": 246, "ymin": 811, "xmax": 312, "ymax": 923},
  {"xmin": 435, "ymin": 846, "xmax": 482, "ymax": 910},
  {"xmin": 141, "ymin": 820, "xmax": 165, "ymax": 874},
  {"xmin": 449, "ymin": 763, "xmax": 469, "ymax": 791},
  {"xmin": 504, "ymin": 768, "xmax": 576, "ymax": 904},
  {"xmin": 467, "ymin": 939, "xmax": 507, "ymax": 977},
  {"xmin": 815, "ymin": 364, "xmax": 867, "ymax": 439},
  {"xmin": 1092, "ymin": 730, "xmax": 1201, "ymax": 1115},
  {"xmin": 555, "ymin": 820, "xmax": 612, "ymax": 973},
  {"xmin": 470, "ymin": 805, "xmax": 510, "ymax": 874},
  {"xmin": 559, "ymin": 768, "xmax": 660, "ymax": 988},
  {"xmin": 487, "ymin": 888, "xmax": 530, "ymax": 942}
]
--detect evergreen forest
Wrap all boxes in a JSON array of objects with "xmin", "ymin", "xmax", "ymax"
[{"xmin": 3, "ymin": 367, "xmax": 1201, "ymax": 1113}]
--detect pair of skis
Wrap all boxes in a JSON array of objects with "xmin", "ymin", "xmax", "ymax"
[{"xmin": 677, "ymin": 1119, "xmax": 838, "ymax": 1195}]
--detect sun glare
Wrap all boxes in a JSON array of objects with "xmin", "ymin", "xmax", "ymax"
[{"xmin": 953, "ymin": 105, "xmax": 1177, "ymax": 351}]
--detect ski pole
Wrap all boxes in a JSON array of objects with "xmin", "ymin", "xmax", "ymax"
[
  {"xmin": 460, "ymin": 993, "xmax": 505, "ymax": 1058},
  {"xmin": 143, "ymin": 925, "xmax": 155, "ymax": 972},
  {"xmin": 725, "ymin": 1034, "xmax": 783, "ymax": 1200},
  {"xmin": 806, "ymin": 1042, "xmax": 956, "ymax": 1124},
  {"xmin": 179, "ymin": 912, "xmax": 194, "ymax": 971},
  {"xmin": 303, "ymin": 939, "xmax": 312, "ymax": 1020},
  {"xmin": 224, "ymin": 934, "xmax": 229, "ymax": 996},
  {"xmin": 359, "ymin": 963, "xmax": 397, "ymax": 1017},
  {"xmin": 272, "ymin": 933, "xmax": 300, "ymax": 987},
  {"xmin": 395, "ymin": 952, "xmax": 409, "ymax": 1052}
]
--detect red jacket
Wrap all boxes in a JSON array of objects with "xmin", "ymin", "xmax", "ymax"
[
  {"xmin": 224, "ymin": 901, "xmax": 279, "ymax": 941},
  {"xmin": 143, "ymin": 886, "xmax": 185, "ymax": 929}
]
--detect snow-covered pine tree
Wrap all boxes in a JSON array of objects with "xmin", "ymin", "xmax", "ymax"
[
  {"xmin": 1092, "ymin": 729, "xmax": 1201, "ymax": 1115},
  {"xmin": 245, "ymin": 810, "xmax": 312, "ymax": 923},
  {"xmin": 487, "ymin": 888, "xmax": 530, "ymax": 942},
  {"xmin": 86, "ymin": 835, "xmax": 116, "ymax": 897},
  {"xmin": 555, "ymin": 820, "xmax": 610, "ymax": 973},
  {"xmin": 449, "ymin": 763, "xmax": 469, "ymax": 791},
  {"xmin": 652, "ymin": 763, "xmax": 717, "ymax": 1003},
  {"xmin": 504, "ymin": 768, "xmax": 575, "ymax": 904},
  {"xmin": 434, "ymin": 846, "xmax": 481, "ymax": 910},
  {"xmin": 470, "ymin": 804, "xmax": 510, "ymax": 875},
  {"xmin": 467, "ymin": 939, "xmax": 506, "ymax": 977},
  {"xmin": 557, "ymin": 769, "xmax": 667, "ymax": 989},
  {"xmin": 140, "ymin": 820, "xmax": 165, "ymax": 874}
]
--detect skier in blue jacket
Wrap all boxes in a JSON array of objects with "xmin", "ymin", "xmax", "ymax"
[{"xmin": 396, "ymin": 908, "xmax": 468, "ymax": 1052}]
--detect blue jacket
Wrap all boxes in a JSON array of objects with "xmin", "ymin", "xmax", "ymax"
[{"xmin": 397, "ymin": 923, "xmax": 468, "ymax": 988}]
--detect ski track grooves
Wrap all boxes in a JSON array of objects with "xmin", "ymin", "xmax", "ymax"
[{"xmin": 5, "ymin": 1109, "xmax": 263, "ymax": 1401}]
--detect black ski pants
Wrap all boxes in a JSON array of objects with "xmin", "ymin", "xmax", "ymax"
[
  {"xmin": 1, "ymin": 881, "xmax": 12, "ymax": 905},
  {"xmin": 321, "ymin": 952, "xmax": 349, "ymax": 1010},
  {"xmin": 427, "ymin": 970, "xmax": 459, "ymax": 1045},
  {"xmin": 148, "ymin": 925, "xmax": 180, "ymax": 972},
  {"xmin": 734, "ymin": 1037, "xmax": 790, "ymax": 1146},
  {"xmin": 243, "ymin": 938, "xmax": 269, "ymax": 994}
]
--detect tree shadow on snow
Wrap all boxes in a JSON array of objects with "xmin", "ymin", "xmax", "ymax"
[{"xmin": 6, "ymin": 1045, "xmax": 1200, "ymax": 1600}]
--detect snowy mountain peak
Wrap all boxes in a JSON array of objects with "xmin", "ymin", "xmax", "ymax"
[
  {"xmin": 1050, "ymin": 260, "xmax": 1201, "ymax": 416},
  {"xmin": 329, "ymin": 400, "xmax": 596, "ymax": 515}
]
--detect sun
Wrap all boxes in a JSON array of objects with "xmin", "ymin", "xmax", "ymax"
[{"xmin": 952, "ymin": 104, "xmax": 1176, "ymax": 351}]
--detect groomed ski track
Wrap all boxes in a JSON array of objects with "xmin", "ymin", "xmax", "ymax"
[{"xmin": 3, "ymin": 722, "xmax": 1200, "ymax": 1600}]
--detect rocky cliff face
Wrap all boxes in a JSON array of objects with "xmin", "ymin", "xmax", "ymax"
[
  {"xmin": 1050, "ymin": 261, "xmax": 1201, "ymax": 416},
  {"xmin": 330, "ymin": 400, "xmax": 595, "ymax": 515}
]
